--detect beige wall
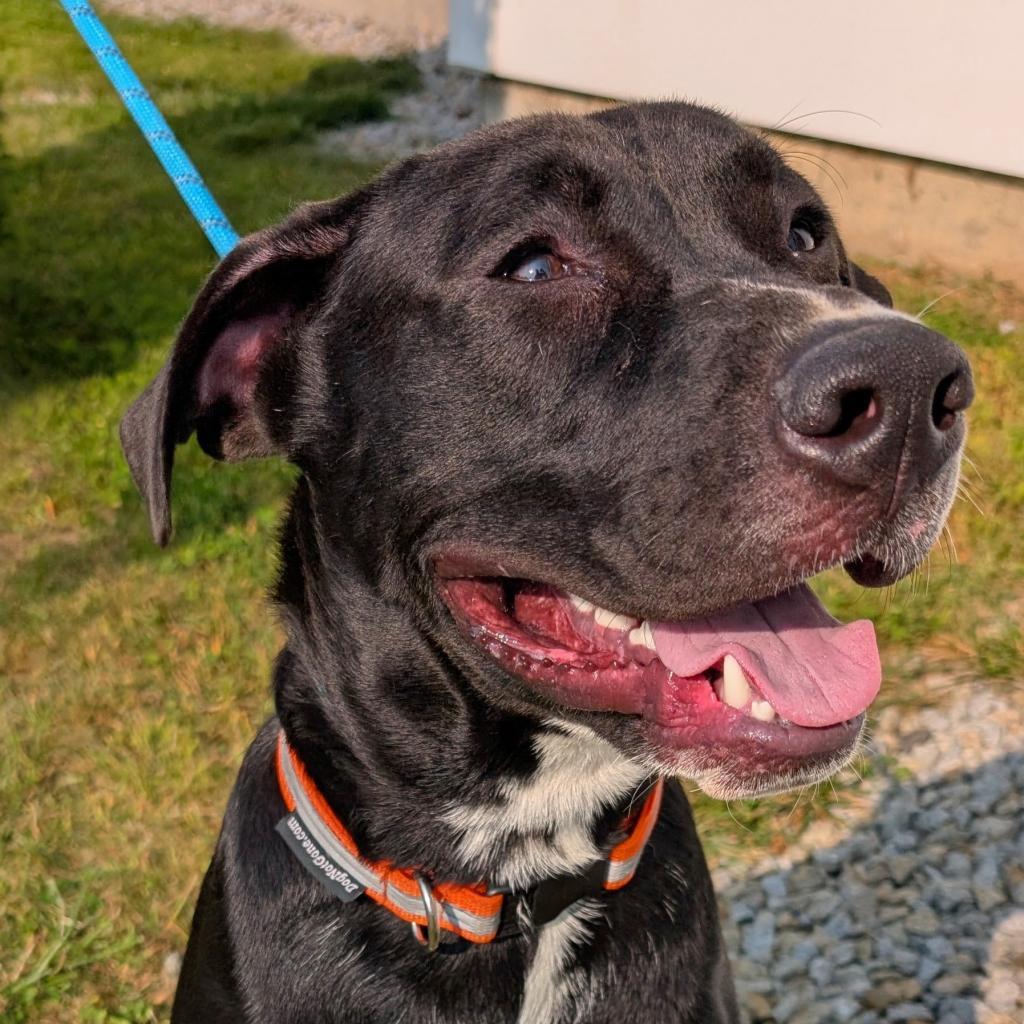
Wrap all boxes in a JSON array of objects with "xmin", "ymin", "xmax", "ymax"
[
  {"xmin": 763, "ymin": 135, "xmax": 1024, "ymax": 284},
  {"xmin": 451, "ymin": 0, "xmax": 1024, "ymax": 180}
]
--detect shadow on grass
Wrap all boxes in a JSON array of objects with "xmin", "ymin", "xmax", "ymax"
[
  {"xmin": 0, "ymin": 52, "xmax": 415, "ymax": 386},
  {"xmin": 1, "ymin": 16, "xmax": 416, "ymax": 601},
  {"xmin": 3, "ymin": 454, "xmax": 297, "ymax": 616}
]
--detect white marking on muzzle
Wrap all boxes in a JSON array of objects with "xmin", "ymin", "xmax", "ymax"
[{"xmin": 724, "ymin": 277, "xmax": 916, "ymax": 326}]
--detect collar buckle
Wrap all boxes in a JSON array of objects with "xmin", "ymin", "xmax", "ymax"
[{"xmin": 410, "ymin": 873, "xmax": 441, "ymax": 952}]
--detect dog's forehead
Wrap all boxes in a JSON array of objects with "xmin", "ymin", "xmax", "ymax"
[
  {"xmin": 363, "ymin": 102, "xmax": 793, "ymax": 254},
  {"xmin": 447, "ymin": 103, "xmax": 777, "ymax": 188}
]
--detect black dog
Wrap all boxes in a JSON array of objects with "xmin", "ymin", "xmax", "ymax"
[{"xmin": 121, "ymin": 102, "xmax": 972, "ymax": 1023}]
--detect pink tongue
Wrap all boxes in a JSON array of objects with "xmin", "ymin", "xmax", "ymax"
[{"xmin": 651, "ymin": 584, "xmax": 880, "ymax": 728}]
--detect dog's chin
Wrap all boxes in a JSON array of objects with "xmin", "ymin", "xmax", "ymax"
[
  {"xmin": 434, "ymin": 557, "xmax": 882, "ymax": 798},
  {"xmin": 840, "ymin": 471, "xmax": 961, "ymax": 589},
  {"xmin": 652, "ymin": 717, "xmax": 866, "ymax": 800}
]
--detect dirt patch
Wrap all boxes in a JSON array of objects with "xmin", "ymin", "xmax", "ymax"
[{"xmin": 97, "ymin": 0, "xmax": 425, "ymax": 56}]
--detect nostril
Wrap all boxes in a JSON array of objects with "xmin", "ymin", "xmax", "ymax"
[
  {"xmin": 932, "ymin": 371, "xmax": 964, "ymax": 432},
  {"xmin": 778, "ymin": 381, "xmax": 882, "ymax": 442},
  {"xmin": 823, "ymin": 388, "xmax": 879, "ymax": 439}
]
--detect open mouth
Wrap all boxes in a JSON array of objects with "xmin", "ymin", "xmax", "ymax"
[{"xmin": 436, "ymin": 560, "xmax": 882, "ymax": 789}]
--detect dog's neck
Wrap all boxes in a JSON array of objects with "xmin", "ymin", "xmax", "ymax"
[
  {"xmin": 271, "ymin": 492, "xmax": 648, "ymax": 888},
  {"xmin": 275, "ymin": 651, "xmax": 647, "ymax": 889}
]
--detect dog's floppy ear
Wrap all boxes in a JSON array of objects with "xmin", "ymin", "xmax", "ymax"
[
  {"xmin": 848, "ymin": 261, "xmax": 893, "ymax": 309},
  {"xmin": 120, "ymin": 194, "xmax": 363, "ymax": 546}
]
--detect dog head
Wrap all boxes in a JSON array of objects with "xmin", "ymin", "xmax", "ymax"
[{"xmin": 122, "ymin": 102, "xmax": 972, "ymax": 799}]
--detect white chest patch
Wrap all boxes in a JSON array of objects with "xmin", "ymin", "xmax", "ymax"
[
  {"xmin": 444, "ymin": 723, "xmax": 647, "ymax": 1023},
  {"xmin": 516, "ymin": 898, "xmax": 604, "ymax": 1024},
  {"xmin": 443, "ymin": 721, "xmax": 647, "ymax": 890}
]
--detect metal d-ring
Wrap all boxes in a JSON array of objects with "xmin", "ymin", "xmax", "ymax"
[{"xmin": 410, "ymin": 873, "xmax": 441, "ymax": 952}]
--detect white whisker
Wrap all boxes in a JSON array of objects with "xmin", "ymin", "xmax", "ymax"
[
  {"xmin": 914, "ymin": 287, "xmax": 964, "ymax": 320},
  {"xmin": 774, "ymin": 108, "xmax": 882, "ymax": 132}
]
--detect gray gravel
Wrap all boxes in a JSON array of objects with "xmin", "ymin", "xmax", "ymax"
[
  {"xmin": 717, "ymin": 684, "xmax": 1024, "ymax": 1024},
  {"xmin": 318, "ymin": 45, "xmax": 484, "ymax": 163},
  {"xmin": 96, "ymin": 6, "xmax": 1024, "ymax": 1020}
]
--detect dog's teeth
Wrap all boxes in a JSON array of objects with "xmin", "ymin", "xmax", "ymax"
[
  {"xmin": 593, "ymin": 605, "xmax": 639, "ymax": 631},
  {"xmin": 568, "ymin": 593, "xmax": 638, "ymax": 632},
  {"xmin": 721, "ymin": 655, "xmax": 752, "ymax": 709},
  {"xmin": 628, "ymin": 622, "xmax": 656, "ymax": 652},
  {"xmin": 714, "ymin": 658, "xmax": 777, "ymax": 721}
]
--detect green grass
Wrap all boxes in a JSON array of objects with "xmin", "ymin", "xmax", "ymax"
[
  {"xmin": 0, "ymin": 3, "xmax": 1021, "ymax": 1019},
  {"xmin": 0, "ymin": 4, "xmax": 412, "ymax": 1019}
]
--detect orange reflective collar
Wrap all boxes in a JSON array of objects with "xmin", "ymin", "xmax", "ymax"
[{"xmin": 275, "ymin": 731, "xmax": 663, "ymax": 945}]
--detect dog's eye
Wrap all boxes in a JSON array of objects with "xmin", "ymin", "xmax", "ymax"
[
  {"xmin": 507, "ymin": 252, "xmax": 569, "ymax": 282},
  {"xmin": 787, "ymin": 224, "xmax": 817, "ymax": 253}
]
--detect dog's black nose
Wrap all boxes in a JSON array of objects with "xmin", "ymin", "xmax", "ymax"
[{"xmin": 774, "ymin": 319, "xmax": 974, "ymax": 490}]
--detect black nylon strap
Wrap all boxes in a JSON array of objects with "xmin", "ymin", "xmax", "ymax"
[
  {"xmin": 481, "ymin": 857, "xmax": 611, "ymax": 947},
  {"xmin": 529, "ymin": 858, "xmax": 609, "ymax": 927}
]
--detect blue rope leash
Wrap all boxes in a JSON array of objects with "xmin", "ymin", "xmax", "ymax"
[{"xmin": 59, "ymin": 0, "xmax": 239, "ymax": 257}]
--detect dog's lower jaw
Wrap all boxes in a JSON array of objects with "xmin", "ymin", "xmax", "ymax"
[{"xmin": 661, "ymin": 719, "xmax": 866, "ymax": 802}]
